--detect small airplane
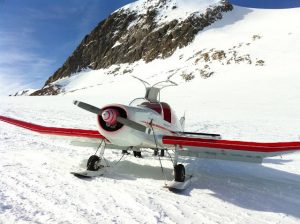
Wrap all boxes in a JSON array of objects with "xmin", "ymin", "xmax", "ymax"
[{"xmin": 1, "ymin": 77, "xmax": 300, "ymax": 190}]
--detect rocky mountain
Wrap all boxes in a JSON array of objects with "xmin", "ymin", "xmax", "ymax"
[
  {"xmin": 31, "ymin": 0, "xmax": 233, "ymax": 96},
  {"xmin": 9, "ymin": 89, "xmax": 37, "ymax": 97}
]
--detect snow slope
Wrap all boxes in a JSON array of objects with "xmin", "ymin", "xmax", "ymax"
[
  {"xmin": 121, "ymin": 0, "xmax": 222, "ymax": 25},
  {"xmin": 1, "ymin": 4, "xmax": 300, "ymax": 224}
]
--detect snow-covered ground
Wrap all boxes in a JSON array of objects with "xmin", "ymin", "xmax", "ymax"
[
  {"xmin": 1, "ymin": 93, "xmax": 300, "ymax": 224},
  {"xmin": 1, "ymin": 94, "xmax": 300, "ymax": 224},
  {"xmin": 1, "ymin": 4, "xmax": 300, "ymax": 224}
]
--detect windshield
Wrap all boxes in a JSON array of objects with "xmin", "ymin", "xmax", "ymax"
[{"xmin": 129, "ymin": 97, "xmax": 149, "ymax": 107}]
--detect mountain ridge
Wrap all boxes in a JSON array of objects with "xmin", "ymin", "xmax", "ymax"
[{"xmin": 31, "ymin": 0, "xmax": 233, "ymax": 96}]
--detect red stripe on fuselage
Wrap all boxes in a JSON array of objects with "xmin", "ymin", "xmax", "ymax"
[
  {"xmin": 162, "ymin": 136, "xmax": 300, "ymax": 152},
  {"xmin": 142, "ymin": 121, "xmax": 174, "ymax": 134}
]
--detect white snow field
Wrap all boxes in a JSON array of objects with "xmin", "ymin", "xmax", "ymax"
[{"xmin": 1, "ymin": 3, "xmax": 300, "ymax": 224}]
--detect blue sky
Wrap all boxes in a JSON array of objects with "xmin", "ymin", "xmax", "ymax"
[
  {"xmin": 0, "ymin": 0, "xmax": 135, "ymax": 95},
  {"xmin": 231, "ymin": 0, "xmax": 300, "ymax": 9},
  {"xmin": 0, "ymin": 0, "xmax": 300, "ymax": 95}
]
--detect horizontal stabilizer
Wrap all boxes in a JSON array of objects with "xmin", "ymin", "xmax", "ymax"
[{"xmin": 175, "ymin": 131, "xmax": 221, "ymax": 139}]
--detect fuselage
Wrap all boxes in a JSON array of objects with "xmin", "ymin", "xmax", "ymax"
[{"xmin": 96, "ymin": 101, "xmax": 182, "ymax": 148}]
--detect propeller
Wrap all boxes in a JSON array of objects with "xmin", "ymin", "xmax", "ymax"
[
  {"xmin": 73, "ymin": 100, "xmax": 147, "ymax": 133},
  {"xmin": 74, "ymin": 101, "xmax": 103, "ymax": 115}
]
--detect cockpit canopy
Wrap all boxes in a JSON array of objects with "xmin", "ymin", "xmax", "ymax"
[
  {"xmin": 129, "ymin": 98, "xmax": 172, "ymax": 123},
  {"xmin": 129, "ymin": 77, "xmax": 178, "ymax": 124}
]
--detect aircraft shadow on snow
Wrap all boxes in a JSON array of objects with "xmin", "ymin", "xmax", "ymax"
[
  {"xmin": 184, "ymin": 157, "xmax": 300, "ymax": 219},
  {"xmin": 79, "ymin": 157, "xmax": 174, "ymax": 181},
  {"xmin": 81, "ymin": 155, "xmax": 300, "ymax": 218}
]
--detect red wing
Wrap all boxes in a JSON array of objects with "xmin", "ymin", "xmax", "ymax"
[
  {"xmin": 162, "ymin": 136, "xmax": 300, "ymax": 163},
  {"xmin": 0, "ymin": 115, "xmax": 104, "ymax": 140}
]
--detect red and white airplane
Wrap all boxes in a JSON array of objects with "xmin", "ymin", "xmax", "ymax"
[{"xmin": 1, "ymin": 78, "xmax": 300, "ymax": 189}]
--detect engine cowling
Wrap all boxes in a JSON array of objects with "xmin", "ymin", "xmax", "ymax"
[
  {"xmin": 97, "ymin": 106, "xmax": 127, "ymax": 132},
  {"xmin": 96, "ymin": 104, "xmax": 153, "ymax": 147}
]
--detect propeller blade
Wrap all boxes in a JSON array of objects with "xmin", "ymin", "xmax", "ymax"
[
  {"xmin": 73, "ymin": 100, "xmax": 147, "ymax": 132},
  {"xmin": 117, "ymin": 117, "xmax": 147, "ymax": 133},
  {"xmin": 73, "ymin": 100, "xmax": 103, "ymax": 115}
]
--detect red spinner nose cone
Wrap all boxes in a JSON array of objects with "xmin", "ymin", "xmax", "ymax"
[{"xmin": 102, "ymin": 109, "xmax": 119, "ymax": 126}]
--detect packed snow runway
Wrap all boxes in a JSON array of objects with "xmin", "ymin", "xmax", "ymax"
[{"xmin": 0, "ymin": 93, "xmax": 300, "ymax": 224}]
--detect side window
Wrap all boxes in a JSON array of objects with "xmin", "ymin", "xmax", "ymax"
[{"xmin": 161, "ymin": 102, "xmax": 171, "ymax": 123}]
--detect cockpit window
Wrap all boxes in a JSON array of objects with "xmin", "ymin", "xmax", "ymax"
[
  {"xmin": 129, "ymin": 98, "xmax": 149, "ymax": 107},
  {"xmin": 141, "ymin": 102, "xmax": 162, "ymax": 115},
  {"xmin": 129, "ymin": 95, "xmax": 172, "ymax": 123}
]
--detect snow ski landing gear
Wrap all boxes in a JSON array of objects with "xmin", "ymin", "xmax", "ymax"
[
  {"xmin": 87, "ymin": 155, "xmax": 101, "ymax": 171},
  {"xmin": 174, "ymin": 164, "xmax": 185, "ymax": 182},
  {"xmin": 71, "ymin": 140, "xmax": 110, "ymax": 178},
  {"xmin": 166, "ymin": 146, "xmax": 192, "ymax": 191},
  {"xmin": 71, "ymin": 169, "xmax": 108, "ymax": 178},
  {"xmin": 167, "ymin": 175, "xmax": 192, "ymax": 191}
]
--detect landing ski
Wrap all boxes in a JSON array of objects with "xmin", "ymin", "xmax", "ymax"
[
  {"xmin": 71, "ymin": 168, "xmax": 107, "ymax": 178},
  {"xmin": 166, "ymin": 175, "xmax": 192, "ymax": 191}
]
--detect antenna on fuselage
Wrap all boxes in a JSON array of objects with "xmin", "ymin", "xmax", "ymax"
[{"xmin": 132, "ymin": 76, "xmax": 178, "ymax": 103}]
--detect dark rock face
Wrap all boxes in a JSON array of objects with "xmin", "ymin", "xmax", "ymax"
[
  {"xmin": 31, "ymin": 0, "xmax": 233, "ymax": 95},
  {"xmin": 30, "ymin": 85, "xmax": 61, "ymax": 96}
]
